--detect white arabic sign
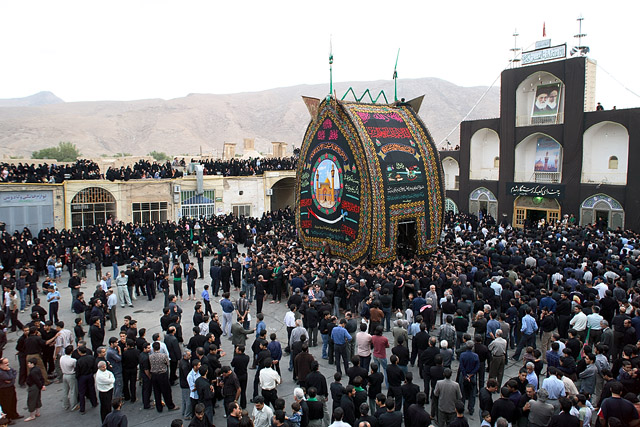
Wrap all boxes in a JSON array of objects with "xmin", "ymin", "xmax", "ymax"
[
  {"xmin": 0, "ymin": 191, "xmax": 53, "ymax": 206},
  {"xmin": 522, "ymin": 45, "xmax": 566, "ymax": 65}
]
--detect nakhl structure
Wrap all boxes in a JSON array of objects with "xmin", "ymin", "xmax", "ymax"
[{"xmin": 295, "ymin": 95, "xmax": 444, "ymax": 263}]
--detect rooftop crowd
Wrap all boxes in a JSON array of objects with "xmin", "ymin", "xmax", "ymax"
[
  {"xmin": 0, "ymin": 207, "xmax": 638, "ymax": 427},
  {"xmin": 0, "ymin": 156, "xmax": 298, "ymax": 184},
  {"xmin": 0, "ymin": 160, "xmax": 101, "ymax": 183}
]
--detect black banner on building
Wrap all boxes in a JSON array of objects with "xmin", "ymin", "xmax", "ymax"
[{"xmin": 507, "ymin": 182, "xmax": 565, "ymax": 199}]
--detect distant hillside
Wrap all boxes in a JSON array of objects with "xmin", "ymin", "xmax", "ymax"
[
  {"xmin": 0, "ymin": 91, "xmax": 64, "ymax": 108},
  {"xmin": 0, "ymin": 79, "xmax": 499, "ymax": 157}
]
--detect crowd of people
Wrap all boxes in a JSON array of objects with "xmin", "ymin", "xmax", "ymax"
[
  {"xmin": 0, "ymin": 160, "xmax": 101, "ymax": 183},
  {"xmin": 0, "ymin": 156, "xmax": 298, "ymax": 184},
  {"xmin": 193, "ymin": 157, "xmax": 298, "ymax": 177},
  {"xmin": 0, "ymin": 207, "xmax": 638, "ymax": 427}
]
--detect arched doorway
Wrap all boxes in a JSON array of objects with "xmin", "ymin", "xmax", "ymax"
[
  {"xmin": 270, "ymin": 177, "xmax": 296, "ymax": 212},
  {"xmin": 469, "ymin": 187, "xmax": 498, "ymax": 220},
  {"xmin": 580, "ymin": 194, "xmax": 624, "ymax": 229},
  {"xmin": 71, "ymin": 187, "xmax": 116, "ymax": 229},
  {"xmin": 513, "ymin": 196, "xmax": 560, "ymax": 229}
]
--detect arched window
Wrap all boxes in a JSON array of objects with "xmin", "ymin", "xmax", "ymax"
[
  {"xmin": 582, "ymin": 121, "xmax": 628, "ymax": 184},
  {"xmin": 516, "ymin": 71, "xmax": 564, "ymax": 126},
  {"xmin": 445, "ymin": 198, "xmax": 458, "ymax": 214},
  {"xmin": 71, "ymin": 187, "xmax": 116, "ymax": 229},
  {"xmin": 469, "ymin": 128, "xmax": 500, "ymax": 180},
  {"xmin": 442, "ymin": 157, "xmax": 460, "ymax": 190}
]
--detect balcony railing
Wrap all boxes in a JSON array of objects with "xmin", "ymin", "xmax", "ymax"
[
  {"xmin": 533, "ymin": 172, "xmax": 560, "ymax": 183},
  {"xmin": 516, "ymin": 112, "xmax": 564, "ymax": 127}
]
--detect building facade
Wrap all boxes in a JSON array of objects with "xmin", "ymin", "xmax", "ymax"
[
  {"xmin": 441, "ymin": 56, "xmax": 640, "ymax": 231},
  {"xmin": 0, "ymin": 171, "xmax": 295, "ymax": 233}
]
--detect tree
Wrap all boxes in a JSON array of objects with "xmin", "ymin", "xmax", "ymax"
[
  {"xmin": 149, "ymin": 151, "xmax": 171, "ymax": 162},
  {"xmin": 32, "ymin": 141, "xmax": 81, "ymax": 162}
]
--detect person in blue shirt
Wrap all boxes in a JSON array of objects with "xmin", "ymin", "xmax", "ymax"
[
  {"xmin": 459, "ymin": 340, "xmax": 480, "ymax": 415},
  {"xmin": 267, "ymin": 333, "xmax": 282, "ymax": 374},
  {"xmin": 256, "ymin": 313, "xmax": 266, "ymax": 336},
  {"xmin": 486, "ymin": 311, "xmax": 501, "ymax": 345},
  {"xmin": 220, "ymin": 292, "xmax": 235, "ymax": 337},
  {"xmin": 539, "ymin": 289, "xmax": 557, "ymax": 313},
  {"xmin": 512, "ymin": 307, "xmax": 538, "ymax": 361},
  {"xmin": 46, "ymin": 285, "xmax": 60, "ymax": 323},
  {"xmin": 331, "ymin": 319, "xmax": 352, "ymax": 374}
]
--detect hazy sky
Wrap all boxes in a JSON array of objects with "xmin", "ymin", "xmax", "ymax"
[{"xmin": 1, "ymin": 0, "xmax": 639, "ymax": 109}]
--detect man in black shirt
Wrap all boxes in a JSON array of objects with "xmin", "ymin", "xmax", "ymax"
[
  {"xmin": 340, "ymin": 385, "xmax": 356, "ymax": 425},
  {"xmin": 121, "ymin": 339, "xmax": 139, "ymax": 402},
  {"xmin": 548, "ymin": 397, "xmax": 580, "ymax": 427},
  {"xmin": 346, "ymin": 356, "xmax": 368, "ymax": 387},
  {"xmin": 406, "ymin": 392, "xmax": 431, "ymax": 427},
  {"xmin": 306, "ymin": 387, "xmax": 325, "ymax": 426},
  {"xmin": 75, "ymin": 346, "xmax": 98, "ymax": 413},
  {"xmin": 449, "ymin": 401, "xmax": 470, "ymax": 427},
  {"xmin": 401, "ymin": 372, "xmax": 420, "ymax": 420},
  {"xmin": 139, "ymin": 343, "xmax": 152, "ymax": 409},
  {"xmin": 479, "ymin": 378, "xmax": 498, "ymax": 418},
  {"xmin": 368, "ymin": 363, "xmax": 384, "ymax": 411},
  {"xmin": 391, "ymin": 337, "xmax": 410, "ymax": 372},
  {"xmin": 386, "ymin": 355, "xmax": 405, "ymax": 412},
  {"xmin": 231, "ymin": 346, "xmax": 249, "ymax": 409},
  {"xmin": 421, "ymin": 336, "xmax": 440, "ymax": 402},
  {"xmin": 356, "ymin": 402, "xmax": 378, "ymax": 427},
  {"xmin": 305, "ymin": 361, "xmax": 328, "ymax": 399},
  {"xmin": 378, "ymin": 397, "xmax": 402, "ymax": 427},
  {"xmin": 491, "ymin": 387, "xmax": 517, "ymax": 425}
]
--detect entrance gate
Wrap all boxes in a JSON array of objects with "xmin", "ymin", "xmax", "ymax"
[{"xmin": 513, "ymin": 196, "xmax": 560, "ymax": 228}]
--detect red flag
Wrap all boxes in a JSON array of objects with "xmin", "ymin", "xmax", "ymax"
[{"xmin": 543, "ymin": 22, "xmax": 546, "ymax": 37}]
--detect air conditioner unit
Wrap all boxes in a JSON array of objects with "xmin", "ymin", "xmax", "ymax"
[
  {"xmin": 266, "ymin": 188, "xmax": 273, "ymax": 196},
  {"xmin": 173, "ymin": 184, "xmax": 181, "ymax": 193}
]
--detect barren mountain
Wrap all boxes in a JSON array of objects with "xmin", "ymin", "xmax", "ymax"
[{"xmin": 0, "ymin": 79, "xmax": 499, "ymax": 157}]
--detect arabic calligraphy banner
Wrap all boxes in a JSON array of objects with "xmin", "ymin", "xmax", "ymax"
[{"xmin": 507, "ymin": 182, "xmax": 565, "ymax": 200}]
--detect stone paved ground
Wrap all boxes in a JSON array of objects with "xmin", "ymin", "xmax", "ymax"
[{"xmin": 5, "ymin": 254, "xmax": 524, "ymax": 427}]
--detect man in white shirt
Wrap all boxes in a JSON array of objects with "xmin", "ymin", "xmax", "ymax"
[
  {"xmin": 252, "ymin": 395, "xmax": 274, "ymax": 427},
  {"xmin": 356, "ymin": 322, "xmax": 372, "ymax": 371},
  {"xmin": 570, "ymin": 305, "xmax": 588, "ymax": 342},
  {"xmin": 60, "ymin": 346, "xmax": 79, "ymax": 411},
  {"xmin": 259, "ymin": 357, "xmax": 281, "ymax": 407},
  {"xmin": 99, "ymin": 276, "xmax": 109, "ymax": 293},
  {"xmin": 54, "ymin": 321, "xmax": 74, "ymax": 380},
  {"xmin": 594, "ymin": 279, "xmax": 609, "ymax": 300},
  {"xmin": 115, "ymin": 271, "xmax": 133, "ymax": 308},
  {"xmin": 586, "ymin": 306, "xmax": 604, "ymax": 344},
  {"xmin": 150, "ymin": 333, "xmax": 170, "ymax": 360},
  {"xmin": 186, "ymin": 358, "xmax": 200, "ymax": 418},
  {"xmin": 106, "ymin": 289, "xmax": 118, "ymax": 331}
]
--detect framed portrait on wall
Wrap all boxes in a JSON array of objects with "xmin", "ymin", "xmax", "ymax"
[{"xmin": 531, "ymin": 83, "xmax": 562, "ymax": 117}]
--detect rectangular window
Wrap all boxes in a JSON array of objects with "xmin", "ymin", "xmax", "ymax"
[
  {"xmin": 132, "ymin": 202, "xmax": 168, "ymax": 223},
  {"xmin": 181, "ymin": 190, "xmax": 215, "ymax": 218},
  {"xmin": 232, "ymin": 205, "xmax": 251, "ymax": 217}
]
